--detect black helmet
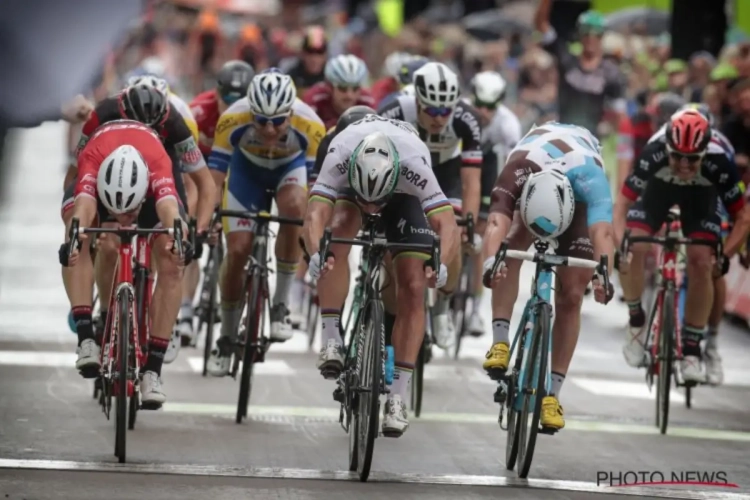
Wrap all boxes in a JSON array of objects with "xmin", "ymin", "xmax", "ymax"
[
  {"xmin": 217, "ymin": 60, "xmax": 255, "ymax": 105},
  {"xmin": 119, "ymin": 85, "xmax": 169, "ymax": 127},
  {"xmin": 654, "ymin": 92, "xmax": 686, "ymax": 128},
  {"xmin": 335, "ymin": 105, "xmax": 376, "ymax": 135}
]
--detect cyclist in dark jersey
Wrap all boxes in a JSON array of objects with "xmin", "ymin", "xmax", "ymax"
[{"xmin": 534, "ymin": 1, "xmax": 626, "ymax": 135}]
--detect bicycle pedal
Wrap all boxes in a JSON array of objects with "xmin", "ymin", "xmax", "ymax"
[
  {"xmin": 493, "ymin": 383, "xmax": 508, "ymax": 404},
  {"xmin": 381, "ymin": 428, "xmax": 406, "ymax": 439},
  {"xmin": 485, "ymin": 367, "xmax": 507, "ymax": 382},
  {"xmin": 140, "ymin": 401, "xmax": 163, "ymax": 411},
  {"xmin": 333, "ymin": 386, "xmax": 345, "ymax": 404},
  {"xmin": 320, "ymin": 367, "xmax": 341, "ymax": 381},
  {"xmin": 539, "ymin": 425, "xmax": 559, "ymax": 435},
  {"xmin": 79, "ymin": 366, "xmax": 100, "ymax": 380}
]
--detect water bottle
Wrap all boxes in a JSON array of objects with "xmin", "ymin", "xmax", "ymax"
[{"xmin": 385, "ymin": 345, "xmax": 395, "ymax": 385}]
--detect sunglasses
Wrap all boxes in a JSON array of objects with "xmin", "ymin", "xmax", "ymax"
[
  {"xmin": 473, "ymin": 99, "xmax": 497, "ymax": 110},
  {"xmin": 579, "ymin": 28, "xmax": 605, "ymax": 37},
  {"xmin": 668, "ymin": 151, "xmax": 704, "ymax": 163},
  {"xmin": 220, "ymin": 93, "xmax": 242, "ymax": 105},
  {"xmin": 423, "ymin": 105, "xmax": 453, "ymax": 118},
  {"xmin": 253, "ymin": 114, "xmax": 289, "ymax": 127},
  {"xmin": 335, "ymin": 85, "xmax": 361, "ymax": 93},
  {"xmin": 303, "ymin": 47, "xmax": 326, "ymax": 55}
]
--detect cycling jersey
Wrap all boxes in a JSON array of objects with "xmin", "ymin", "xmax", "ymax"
[
  {"xmin": 302, "ymin": 82, "xmax": 375, "ymax": 129},
  {"xmin": 371, "ymin": 77, "xmax": 400, "ymax": 107},
  {"xmin": 311, "ymin": 115, "xmax": 452, "ymax": 219},
  {"xmin": 492, "ymin": 122, "xmax": 613, "ymax": 227},
  {"xmin": 540, "ymin": 28, "xmax": 626, "ymax": 134},
  {"xmin": 279, "ymin": 57, "xmax": 325, "ymax": 95},
  {"xmin": 169, "ymin": 92, "xmax": 199, "ymax": 143},
  {"xmin": 189, "ymin": 89, "xmax": 221, "ymax": 157}
]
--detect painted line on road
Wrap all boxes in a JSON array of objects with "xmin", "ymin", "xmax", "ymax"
[
  {"xmin": 0, "ymin": 458, "xmax": 745, "ymax": 499},
  {"xmin": 571, "ymin": 378, "xmax": 686, "ymax": 403},
  {"xmin": 160, "ymin": 403, "xmax": 750, "ymax": 442}
]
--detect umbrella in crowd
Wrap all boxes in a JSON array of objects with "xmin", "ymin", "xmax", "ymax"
[
  {"xmin": 463, "ymin": 8, "xmax": 532, "ymax": 41},
  {"xmin": 605, "ymin": 7, "xmax": 670, "ymax": 36}
]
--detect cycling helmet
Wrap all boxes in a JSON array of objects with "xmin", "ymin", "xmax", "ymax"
[
  {"xmin": 118, "ymin": 85, "xmax": 169, "ymax": 127},
  {"xmin": 324, "ymin": 55, "xmax": 368, "ymax": 86},
  {"xmin": 348, "ymin": 132, "xmax": 400, "ymax": 203},
  {"xmin": 247, "ymin": 72, "xmax": 296, "ymax": 116},
  {"xmin": 140, "ymin": 56, "xmax": 166, "ymax": 78},
  {"xmin": 401, "ymin": 84, "xmax": 416, "ymax": 96},
  {"xmin": 519, "ymin": 169, "xmax": 576, "ymax": 240},
  {"xmin": 471, "ymin": 71, "xmax": 507, "ymax": 104},
  {"xmin": 217, "ymin": 60, "xmax": 255, "ymax": 105},
  {"xmin": 680, "ymin": 102, "xmax": 715, "ymax": 127},
  {"xmin": 335, "ymin": 105, "xmax": 375, "ymax": 135},
  {"xmin": 127, "ymin": 75, "xmax": 169, "ymax": 95},
  {"xmin": 653, "ymin": 92, "xmax": 686, "ymax": 128},
  {"xmin": 577, "ymin": 10, "xmax": 606, "ymax": 34},
  {"xmin": 384, "ymin": 52, "xmax": 413, "ymax": 79},
  {"xmin": 97, "ymin": 145, "xmax": 150, "ymax": 215},
  {"xmin": 665, "ymin": 109, "xmax": 711, "ymax": 155},
  {"xmin": 398, "ymin": 57, "xmax": 428, "ymax": 86},
  {"xmin": 301, "ymin": 25, "xmax": 327, "ymax": 53},
  {"xmin": 413, "ymin": 62, "xmax": 460, "ymax": 108}
]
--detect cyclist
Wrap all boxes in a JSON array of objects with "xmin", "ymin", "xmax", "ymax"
[
  {"xmin": 378, "ymin": 56, "xmax": 429, "ymax": 109},
  {"xmin": 60, "ymin": 120, "xmax": 191, "ymax": 408},
  {"xmin": 464, "ymin": 71, "xmax": 522, "ymax": 337},
  {"xmin": 379, "ymin": 61, "xmax": 483, "ymax": 350},
  {"xmin": 615, "ymin": 110, "xmax": 749, "ymax": 383},
  {"xmin": 279, "ymin": 26, "xmax": 327, "ymax": 95},
  {"xmin": 302, "ymin": 54, "xmax": 374, "ymax": 130},
  {"xmin": 303, "ymin": 115, "xmax": 460, "ymax": 437},
  {"xmin": 371, "ymin": 52, "xmax": 414, "ymax": 107},
  {"xmin": 206, "ymin": 70, "xmax": 325, "ymax": 376},
  {"xmin": 64, "ymin": 85, "xmax": 215, "ymax": 362},
  {"xmin": 482, "ymin": 121, "xmax": 616, "ymax": 431}
]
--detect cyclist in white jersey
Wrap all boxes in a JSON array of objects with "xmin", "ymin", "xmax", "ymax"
[
  {"xmin": 464, "ymin": 71, "xmax": 523, "ymax": 337},
  {"xmin": 481, "ymin": 121, "xmax": 615, "ymax": 431},
  {"xmin": 304, "ymin": 115, "xmax": 460, "ymax": 437}
]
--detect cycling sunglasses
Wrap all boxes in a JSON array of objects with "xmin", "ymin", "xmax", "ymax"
[
  {"xmin": 473, "ymin": 98, "xmax": 498, "ymax": 110},
  {"xmin": 423, "ymin": 105, "xmax": 453, "ymax": 118},
  {"xmin": 253, "ymin": 114, "xmax": 289, "ymax": 127},
  {"xmin": 335, "ymin": 85, "xmax": 361, "ymax": 93},
  {"xmin": 668, "ymin": 150, "xmax": 704, "ymax": 163},
  {"xmin": 579, "ymin": 27, "xmax": 605, "ymax": 37},
  {"xmin": 220, "ymin": 92, "xmax": 242, "ymax": 105}
]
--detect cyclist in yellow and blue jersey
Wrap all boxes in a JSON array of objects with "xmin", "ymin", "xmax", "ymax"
[{"xmin": 206, "ymin": 69, "xmax": 325, "ymax": 377}]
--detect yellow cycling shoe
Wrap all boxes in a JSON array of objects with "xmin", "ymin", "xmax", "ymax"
[
  {"xmin": 482, "ymin": 342, "xmax": 510, "ymax": 376},
  {"xmin": 540, "ymin": 395, "xmax": 565, "ymax": 430}
]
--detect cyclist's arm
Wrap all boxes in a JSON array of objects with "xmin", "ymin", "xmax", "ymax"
[
  {"xmin": 569, "ymin": 165, "xmax": 616, "ymax": 272},
  {"xmin": 302, "ymin": 200, "xmax": 334, "ymax": 256},
  {"xmin": 711, "ymin": 154, "xmax": 748, "ymax": 256},
  {"xmin": 69, "ymin": 153, "xmax": 99, "ymax": 230},
  {"xmin": 171, "ymin": 111, "xmax": 213, "ymax": 232},
  {"xmin": 615, "ymin": 143, "xmax": 660, "ymax": 243},
  {"xmin": 457, "ymin": 104, "xmax": 484, "ymax": 223},
  {"xmin": 207, "ymin": 109, "xmax": 243, "ymax": 208},
  {"xmin": 427, "ymin": 207, "xmax": 460, "ymax": 267}
]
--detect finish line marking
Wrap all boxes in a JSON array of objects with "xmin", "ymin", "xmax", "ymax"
[{"xmin": 0, "ymin": 458, "xmax": 745, "ymax": 499}]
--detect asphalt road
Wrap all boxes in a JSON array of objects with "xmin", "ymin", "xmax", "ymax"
[{"xmin": 0, "ymin": 123, "xmax": 749, "ymax": 500}]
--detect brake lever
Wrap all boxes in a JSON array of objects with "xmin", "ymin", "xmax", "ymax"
[
  {"xmin": 173, "ymin": 218, "xmax": 184, "ymax": 258},
  {"xmin": 68, "ymin": 217, "xmax": 81, "ymax": 259}
]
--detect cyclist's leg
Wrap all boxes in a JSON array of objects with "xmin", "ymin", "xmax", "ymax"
[
  {"xmin": 382, "ymin": 194, "xmax": 432, "ymax": 436},
  {"xmin": 483, "ymin": 210, "xmax": 534, "ymax": 373},
  {"xmin": 678, "ymin": 189, "xmax": 721, "ymax": 382},
  {"xmin": 141, "ymin": 198, "xmax": 188, "ymax": 407},
  {"xmin": 290, "ymin": 171, "xmax": 320, "ymax": 326},
  {"xmin": 315, "ymin": 191, "xmax": 361, "ymax": 374},
  {"xmin": 545, "ymin": 205, "xmax": 593, "ymax": 429},
  {"xmin": 270, "ymin": 161, "xmax": 308, "ymax": 341},
  {"xmin": 706, "ymin": 202, "xmax": 729, "ymax": 385},
  {"xmin": 61, "ymin": 188, "xmax": 98, "ymax": 374},
  {"xmin": 620, "ymin": 181, "xmax": 671, "ymax": 367},
  {"xmin": 178, "ymin": 173, "xmax": 200, "ymax": 342}
]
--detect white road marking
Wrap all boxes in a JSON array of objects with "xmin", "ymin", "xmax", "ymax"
[{"xmin": 571, "ymin": 378, "xmax": 686, "ymax": 403}]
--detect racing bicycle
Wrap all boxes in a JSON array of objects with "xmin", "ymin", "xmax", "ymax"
[{"xmin": 194, "ymin": 234, "xmax": 224, "ymax": 376}]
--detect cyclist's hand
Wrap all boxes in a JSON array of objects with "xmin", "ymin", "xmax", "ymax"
[
  {"xmin": 309, "ymin": 252, "xmax": 335, "ymax": 280},
  {"xmin": 193, "ymin": 231, "xmax": 207, "ymax": 260},
  {"xmin": 462, "ymin": 233, "xmax": 482, "ymax": 254},
  {"xmin": 59, "ymin": 232, "xmax": 86, "ymax": 267},
  {"xmin": 718, "ymin": 253, "xmax": 731, "ymax": 276},
  {"xmin": 482, "ymin": 256, "xmax": 506, "ymax": 288},
  {"xmin": 615, "ymin": 250, "xmax": 632, "ymax": 274},
  {"xmin": 208, "ymin": 220, "xmax": 222, "ymax": 246},
  {"xmin": 425, "ymin": 263, "xmax": 448, "ymax": 288},
  {"xmin": 592, "ymin": 276, "xmax": 614, "ymax": 305},
  {"xmin": 166, "ymin": 238, "xmax": 191, "ymax": 266}
]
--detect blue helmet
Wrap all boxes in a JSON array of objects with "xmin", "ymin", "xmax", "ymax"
[{"xmin": 398, "ymin": 57, "xmax": 429, "ymax": 86}]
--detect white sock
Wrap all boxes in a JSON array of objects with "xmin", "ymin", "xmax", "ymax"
[
  {"xmin": 273, "ymin": 260, "xmax": 297, "ymax": 306},
  {"xmin": 551, "ymin": 371, "xmax": 565, "ymax": 397},
  {"xmin": 179, "ymin": 299, "xmax": 193, "ymax": 320},
  {"xmin": 390, "ymin": 365, "xmax": 414, "ymax": 400},
  {"xmin": 321, "ymin": 310, "xmax": 342, "ymax": 344},
  {"xmin": 219, "ymin": 302, "xmax": 243, "ymax": 341},
  {"xmin": 291, "ymin": 277, "xmax": 306, "ymax": 305}
]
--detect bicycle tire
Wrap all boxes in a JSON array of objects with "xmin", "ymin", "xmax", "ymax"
[
  {"xmin": 115, "ymin": 290, "xmax": 130, "ymax": 463},
  {"xmin": 236, "ymin": 270, "xmax": 264, "ymax": 424},
  {"xmin": 202, "ymin": 246, "xmax": 221, "ymax": 376},
  {"xmin": 356, "ymin": 298, "xmax": 384, "ymax": 482},
  {"xmin": 411, "ymin": 338, "xmax": 425, "ymax": 418},
  {"xmin": 306, "ymin": 286, "xmax": 319, "ymax": 350},
  {"xmin": 657, "ymin": 289, "xmax": 675, "ymax": 435},
  {"xmin": 452, "ymin": 258, "xmax": 472, "ymax": 360},
  {"xmin": 346, "ymin": 306, "xmax": 363, "ymax": 473},
  {"xmin": 504, "ymin": 371, "xmax": 520, "ymax": 470},
  {"xmin": 517, "ymin": 303, "xmax": 551, "ymax": 478}
]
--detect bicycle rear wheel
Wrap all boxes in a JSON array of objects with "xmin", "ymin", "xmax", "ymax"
[
  {"xmin": 452, "ymin": 257, "xmax": 472, "ymax": 359},
  {"xmin": 202, "ymin": 246, "xmax": 221, "ymax": 376},
  {"xmin": 306, "ymin": 284, "xmax": 319, "ymax": 350},
  {"xmin": 411, "ymin": 337, "xmax": 425, "ymax": 418},
  {"xmin": 114, "ymin": 290, "xmax": 131, "ymax": 463},
  {"xmin": 517, "ymin": 303, "xmax": 551, "ymax": 478},
  {"xmin": 657, "ymin": 289, "xmax": 675, "ymax": 434},
  {"xmin": 356, "ymin": 299, "xmax": 384, "ymax": 482},
  {"xmin": 236, "ymin": 270, "xmax": 264, "ymax": 424}
]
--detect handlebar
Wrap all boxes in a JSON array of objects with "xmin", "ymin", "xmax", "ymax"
[
  {"xmin": 216, "ymin": 209, "xmax": 303, "ymax": 227},
  {"xmin": 68, "ymin": 217, "xmax": 184, "ymax": 257},
  {"xmin": 618, "ymin": 229, "xmax": 722, "ymax": 267}
]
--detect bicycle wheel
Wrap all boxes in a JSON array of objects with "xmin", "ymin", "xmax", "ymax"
[
  {"xmin": 517, "ymin": 303, "xmax": 551, "ymax": 478},
  {"xmin": 114, "ymin": 290, "xmax": 131, "ymax": 463},
  {"xmin": 236, "ymin": 270, "xmax": 264, "ymax": 424},
  {"xmin": 452, "ymin": 258, "xmax": 472, "ymax": 359},
  {"xmin": 306, "ymin": 284, "xmax": 319, "ymax": 350},
  {"xmin": 356, "ymin": 298, "xmax": 384, "ymax": 482},
  {"xmin": 657, "ymin": 289, "xmax": 675, "ymax": 435},
  {"xmin": 504, "ymin": 370, "xmax": 520, "ymax": 470},
  {"xmin": 202, "ymin": 246, "xmax": 221, "ymax": 376},
  {"xmin": 411, "ymin": 337, "xmax": 425, "ymax": 418}
]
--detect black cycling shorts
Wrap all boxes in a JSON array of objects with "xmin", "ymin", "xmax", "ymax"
[
  {"xmin": 626, "ymin": 177, "xmax": 722, "ymax": 240},
  {"xmin": 434, "ymin": 156, "xmax": 463, "ymax": 214},
  {"xmin": 479, "ymin": 150, "xmax": 499, "ymax": 220},
  {"xmin": 336, "ymin": 190, "xmax": 433, "ymax": 259}
]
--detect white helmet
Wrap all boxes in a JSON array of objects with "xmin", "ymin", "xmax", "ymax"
[
  {"xmin": 471, "ymin": 71, "xmax": 507, "ymax": 104},
  {"xmin": 413, "ymin": 62, "xmax": 460, "ymax": 108},
  {"xmin": 348, "ymin": 132, "xmax": 400, "ymax": 203},
  {"xmin": 140, "ymin": 56, "xmax": 166, "ymax": 78},
  {"xmin": 401, "ymin": 84, "xmax": 415, "ymax": 96},
  {"xmin": 383, "ymin": 52, "xmax": 413, "ymax": 78},
  {"xmin": 127, "ymin": 74, "xmax": 169, "ymax": 95},
  {"xmin": 325, "ymin": 55, "xmax": 368, "ymax": 86},
  {"xmin": 247, "ymin": 72, "xmax": 296, "ymax": 116},
  {"xmin": 519, "ymin": 169, "xmax": 575, "ymax": 240},
  {"xmin": 97, "ymin": 145, "xmax": 150, "ymax": 215}
]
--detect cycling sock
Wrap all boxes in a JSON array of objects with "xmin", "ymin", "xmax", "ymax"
[
  {"xmin": 471, "ymin": 290, "xmax": 483, "ymax": 315},
  {"xmin": 179, "ymin": 299, "xmax": 193, "ymax": 321},
  {"xmin": 290, "ymin": 277, "xmax": 306, "ymax": 305},
  {"xmin": 219, "ymin": 301, "xmax": 242, "ymax": 340},
  {"xmin": 384, "ymin": 311, "xmax": 396, "ymax": 346},
  {"xmin": 273, "ymin": 259, "xmax": 298, "ymax": 306},
  {"xmin": 72, "ymin": 306, "xmax": 94, "ymax": 346},
  {"xmin": 391, "ymin": 363, "xmax": 414, "ymax": 400},
  {"xmin": 321, "ymin": 309, "xmax": 342, "ymax": 344},
  {"xmin": 144, "ymin": 337, "xmax": 169, "ymax": 376},
  {"xmin": 626, "ymin": 300, "xmax": 645, "ymax": 328},
  {"xmin": 433, "ymin": 292, "xmax": 451, "ymax": 315},
  {"xmin": 706, "ymin": 327, "xmax": 718, "ymax": 350},
  {"xmin": 96, "ymin": 309, "xmax": 108, "ymax": 346},
  {"xmin": 492, "ymin": 318, "xmax": 510, "ymax": 345},
  {"xmin": 550, "ymin": 371, "xmax": 566, "ymax": 398},
  {"xmin": 682, "ymin": 325, "xmax": 705, "ymax": 357}
]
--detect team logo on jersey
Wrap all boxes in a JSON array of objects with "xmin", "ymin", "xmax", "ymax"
[{"xmin": 401, "ymin": 166, "xmax": 428, "ymax": 189}]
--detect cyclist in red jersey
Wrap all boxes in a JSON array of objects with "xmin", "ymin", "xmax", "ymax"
[
  {"xmin": 190, "ymin": 60, "xmax": 255, "ymax": 158},
  {"xmin": 60, "ymin": 120, "xmax": 190, "ymax": 409},
  {"xmin": 371, "ymin": 52, "xmax": 413, "ymax": 107},
  {"xmin": 302, "ymin": 54, "xmax": 374, "ymax": 129}
]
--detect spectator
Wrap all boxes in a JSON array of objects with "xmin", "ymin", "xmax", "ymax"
[
  {"xmin": 688, "ymin": 51, "xmax": 716, "ymax": 100},
  {"xmin": 721, "ymin": 78, "xmax": 750, "ymax": 178}
]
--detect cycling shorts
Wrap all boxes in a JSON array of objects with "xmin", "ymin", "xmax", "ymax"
[
  {"xmin": 222, "ymin": 149, "xmax": 306, "ymax": 234},
  {"xmin": 479, "ymin": 151, "xmax": 499, "ymax": 220},
  {"xmin": 506, "ymin": 203, "xmax": 593, "ymax": 260},
  {"xmin": 434, "ymin": 156, "xmax": 463, "ymax": 214}
]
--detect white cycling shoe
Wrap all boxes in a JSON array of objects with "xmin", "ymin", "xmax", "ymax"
[
  {"xmin": 207, "ymin": 344, "xmax": 232, "ymax": 377},
  {"xmin": 316, "ymin": 339, "xmax": 344, "ymax": 378},
  {"xmin": 432, "ymin": 312, "xmax": 455, "ymax": 349},
  {"xmin": 75, "ymin": 339, "xmax": 101, "ymax": 376},
  {"xmin": 680, "ymin": 355, "xmax": 706, "ymax": 384},
  {"xmin": 163, "ymin": 328, "xmax": 180, "ymax": 364},
  {"xmin": 622, "ymin": 325, "xmax": 646, "ymax": 367},
  {"xmin": 382, "ymin": 395, "xmax": 409, "ymax": 437},
  {"xmin": 705, "ymin": 346, "xmax": 724, "ymax": 386},
  {"xmin": 467, "ymin": 313, "xmax": 485, "ymax": 337},
  {"xmin": 270, "ymin": 304, "xmax": 294, "ymax": 341},
  {"xmin": 140, "ymin": 371, "xmax": 166, "ymax": 409}
]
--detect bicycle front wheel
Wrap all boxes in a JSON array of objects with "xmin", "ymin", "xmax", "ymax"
[
  {"xmin": 356, "ymin": 299, "xmax": 384, "ymax": 482},
  {"xmin": 517, "ymin": 303, "xmax": 551, "ymax": 478},
  {"xmin": 236, "ymin": 271, "xmax": 264, "ymax": 424},
  {"xmin": 657, "ymin": 289, "xmax": 675, "ymax": 434},
  {"xmin": 306, "ymin": 285, "xmax": 319, "ymax": 350},
  {"xmin": 411, "ymin": 337, "xmax": 425, "ymax": 418},
  {"xmin": 114, "ymin": 290, "xmax": 131, "ymax": 463},
  {"xmin": 202, "ymin": 246, "xmax": 221, "ymax": 376},
  {"xmin": 452, "ymin": 257, "xmax": 472, "ymax": 360}
]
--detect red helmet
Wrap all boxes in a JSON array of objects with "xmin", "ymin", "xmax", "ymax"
[{"xmin": 665, "ymin": 109, "xmax": 711, "ymax": 155}]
